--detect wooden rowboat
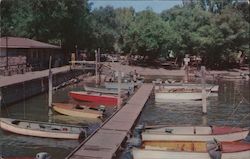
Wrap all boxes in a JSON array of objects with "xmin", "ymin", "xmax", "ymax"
[
  {"xmin": 155, "ymin": 88, "xmax": 210, "ymax": 101},
  {"xmin": 52, "ymin": 103, "xmax": 103, "ymax": 118},
  {"xmin": 84, "ymin": 85, "xmax": 119, "ymax": 94},
  {"xmin": 155, "ymin": 84, "xmax": 219, "ymax": 93},
  {"xmin": 132, "ymin": 140, "xmax": 250, "ymax": 159},
  {"xmin": 0, "ymin": 118, "xmax": 86, "ymax": 140},
  {"xmin": 142, "ymin": 126, "xmax": 249, "ymax": 142},
  {"xmin": 69, "ymin": 91, "xmax": 118, "ymax": 105},
  {"xmin": 3, "ymin": 152, "xmax": 51, "ymax": 159},
  {"xmin": 104, "ymin": 82, "xmax": 135, "ymax": 90},
  {"xmin": 84, "ymin": 85, "xmax": 128, "ymax": 95}
]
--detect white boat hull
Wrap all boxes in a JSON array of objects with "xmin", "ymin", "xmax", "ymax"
[
  {"xmin": 104, "ymin": 82, "xmax": 134, "ymax": 90},
  {"xmin": 132, "ymin": 148, "xmax": 250, "ymax": 159},
  {"xmin": 142, "ymin": 126, "xmax": 249, "ymax": 142},
  {"xmin": 155, "ymin": 92, "xmax": 203, "ymax": 101},
  {"xmin": 0, "ymin": 118, "xmax": 84, "ymax": 139},
  {"xmin": 142, "ymin": 130, "xmax": 249, "ymax": 142}
]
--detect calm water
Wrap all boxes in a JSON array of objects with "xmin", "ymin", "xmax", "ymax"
[
  {"xmin": 139, "ymin": 79, "xmax": 250, "ymax": 128},
  {"xmin": 1, "ymin": 78, "xmax": 250, "ymax": 158}
]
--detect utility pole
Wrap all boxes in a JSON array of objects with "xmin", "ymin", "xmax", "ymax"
[{"xmin": 201, "ymin": 66, "xmax": 207, "ymax": 114}]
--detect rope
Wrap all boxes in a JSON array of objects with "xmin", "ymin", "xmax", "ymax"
[{"xmin": 235, "ymin": 113, "xmax": 250, "ymax": 127}]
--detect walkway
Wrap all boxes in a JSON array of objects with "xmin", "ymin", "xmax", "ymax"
[
  {"xmin": 0, "ymin": 66, "xmax": 71, "ymax": 87},
  {"xmin": 66, "ymin": 83, "xmax": 154, "ymax": 159}
]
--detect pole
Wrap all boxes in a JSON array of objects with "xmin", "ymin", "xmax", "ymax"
[
  {"xmin": 95, "ymin": 50, "xmax": 98, "ymax": 85},
  {"xmin": 98, "ymin": 48, "xmax": 101, "ymax": 85},
  {"xmin": 117, "ymin": 70, "xmax": 122, "ymax": 108},
  {"xmin": 0, "ymin": 87, "xmax": 2, "ymax": 117},
  {"xmin": 48, "ymin": 56, "xmax": 53, "ymax": 122},
  {"xmin": 75, "ymin": 45, "xmax": 78, "ymax": 60},
  {"xmin": 6, "ymin": 36, "xmax": 9, "ymax": 71},
  {"xmin": 201, "ymin": 66, "xmax": 207, "ymax": 114}
]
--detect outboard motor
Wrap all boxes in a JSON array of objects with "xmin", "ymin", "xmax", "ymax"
[
  {"xmin": 127, "ymin": 137, "xmax": 141, "ymax": 148},
  {"xmin": 207, "ymin": 140, "xmax": 222, "ymax": 159},
  {"xmin": 134, "ymin": 124, "xmax": 144, "ymax": 138},
  {"xmin": 35, "ymin": 152, "xmax": 51, "ymax": 159},
  {"xmin": 78, "ymin": 128, "xmax": 87, "ymax": 142},
  {"xmin": 98, "ymin": 105, "xmax": 106, "ymax": 112}
]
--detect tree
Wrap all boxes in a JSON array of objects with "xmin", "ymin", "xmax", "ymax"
[{"xmin": 124, "ymin": 9, "xmax": 169, "ymax": 59}]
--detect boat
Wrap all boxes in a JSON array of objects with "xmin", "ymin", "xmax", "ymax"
[
  {"xmin": 0, "ymin": 118, "xmax": 87, "ymax": 139},
  {"xmin": 104, "ymin": 82, "xmax": 135, "ymax": 90},
  {"xmin": 155, "ymin": 83, "xmax": 219, "ymax": 93},
  {"xmin": 155, "ymin": 88, "xmax": 208, "ymax": 101},
  {"xmin": 69, "ymin": 91, "xmax": 119, "ymax": 105},
  {"xmin": 152, "ymin": 78, "xmax": 163, "ymax": 84},
  {"xmin": 2, "ymin": 152, "xmax": 51, "ymax": 159},
  {"xmin": 132, "ymin": 140, "xmax": 250, "ymax": 159},
  {"xmin": 52, "ymin": 103, "xmax": 104, "ymax": 118},
  {"xmin": 84, "ymin": 85, "xmax": 124, "ymax": 94},
  {"xmin": 141, "ymin": 125, "xmax": 249, "ymax": 142},
  {"xmin": 0, "ymin": 57, "xmax": 87, "ymax": 140}
]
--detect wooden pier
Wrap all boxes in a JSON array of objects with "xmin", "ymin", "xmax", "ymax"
[{"xmin": 66, "ymin": 83, "xmax": 154, "ymax": 159}]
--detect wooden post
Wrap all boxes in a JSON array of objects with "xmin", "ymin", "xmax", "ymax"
[
  {"xmin": 48, "ymin": 56, "xmax": 53, "ymax": 122},
  {"xmin": 201, "ymin": 66, "xmax": 207, "ymax": 114},
  {"xmin": 95, "ymin": 50, "xmax": 98, "ymax": 85},
  {"xmin": 0, "ymin": 87, "xmax": 2, "ymax": 116},
  {"xmin": 98, "ymin": 48, "xmax": 101, "ymax": 85},
  {"xmin": 202, "ymin": 114, "xmax": 207, "ymax": 125},
  {"xmin": 117, "ymin": 70, "xmax": 122, "ymax": 108},
  {"xmin": 71, "ymin": 53, "xmax": 75, "ymax": 68}
]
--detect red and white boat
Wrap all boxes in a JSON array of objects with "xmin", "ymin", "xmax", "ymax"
[{"xmin": 69, "ymin": 91, "xmax": 118, "ymax": 105}]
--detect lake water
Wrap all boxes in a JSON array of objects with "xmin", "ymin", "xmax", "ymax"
[{"xmin": 0, "ymin": 78, "xmax": 249, "ymax": 158}]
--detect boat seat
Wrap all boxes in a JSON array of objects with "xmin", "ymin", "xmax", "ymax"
[
  {"xmin": 39, "ymin": 124, "xmax": 46, "ymax": 129},
  {"xmin": 165, "ymin": 128, "xmax": 173, "ymax": 133},
  {"xmin": 11, "ymin": 120, "xmax": 20, "ymax": 125},
  {"xmin": 195, "ymin": 127, "xmax": 212, "ymax": 134}
]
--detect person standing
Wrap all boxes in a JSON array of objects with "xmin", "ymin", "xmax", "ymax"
[{"xmin": 183, "ymin": 54, "xmax": 190, "ymax": 83}]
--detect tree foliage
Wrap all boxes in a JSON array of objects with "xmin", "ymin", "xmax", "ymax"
[{"xmin": 1, "ymin": 0, "xmax": 249, "ymax": 69}]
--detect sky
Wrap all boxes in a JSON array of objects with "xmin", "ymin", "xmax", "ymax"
[{"xmin": 89, "ymin": 0, "xmax": 183, "ymax": 13}]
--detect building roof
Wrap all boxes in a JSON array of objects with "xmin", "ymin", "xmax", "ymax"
[{"xmin": 0, "ymin": 37, "xmax": 61, "ymax": 49}]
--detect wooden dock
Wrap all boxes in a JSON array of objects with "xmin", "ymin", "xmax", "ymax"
[
  {"xmin": 66, "ymin": 83, "xmax": 154, "ymax": 159},
  {"xmin": 0, "ymin": 66, "xmax": 71, "ymax": 87}
]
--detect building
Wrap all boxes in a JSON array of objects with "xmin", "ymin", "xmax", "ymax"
[{"xmin": 0, "ymin": 37, "xmax": 64, "ymax": 75}]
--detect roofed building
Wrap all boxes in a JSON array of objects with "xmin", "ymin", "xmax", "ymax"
[{"xmin": 0, "ymin": 37, "xmax": 65, "ymax": 75}]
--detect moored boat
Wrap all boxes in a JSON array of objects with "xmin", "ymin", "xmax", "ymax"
[
  {"xmin": 132, "ymin": 140, "xmax": 250, "ymax": 159},
  {"xmin": 53, "ymin": 103, "xmax": 104, "ymax": 118},
  {"xmin": 104, "ymin": 82, "xmax": 135, "ymax": 90},
  {"xmin": 84, "ymin": 85, "xmax": 127, "ymax": 94},
  {"xmin": 155, "ymin": 88, "xmax": 208, "ymax": 101},
  {"xmin": 3, "ymin": 152, "xmax": 51, "ymax": 159},
  {"xmin": 0, "ymin": 118, "xmax": 87, "ymax": 140},
  {"xmin": 155, "ymin": 84, "xmax": 219, "ymax": 93},
  {"xmin": 69, "ymin": 91, "xmax": 118, "ymax": 105},
  {"xmin": 142, "ymin": 125, "xmax": 249, "ymax": 142}
]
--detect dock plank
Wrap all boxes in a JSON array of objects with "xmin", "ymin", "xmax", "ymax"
[{"xmin": 67, "ymin": 84, "xmax": 153, "ymax": 159}]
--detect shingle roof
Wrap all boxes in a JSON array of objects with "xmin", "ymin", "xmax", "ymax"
[{"xmin": 0, "ymin": 37, "xmax": 61, "ymax": 49}]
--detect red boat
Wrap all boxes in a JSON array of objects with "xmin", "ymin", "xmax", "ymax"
[{"xmin": 69, "ymin": 91, "xmax": 118, "ymax": 105}]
